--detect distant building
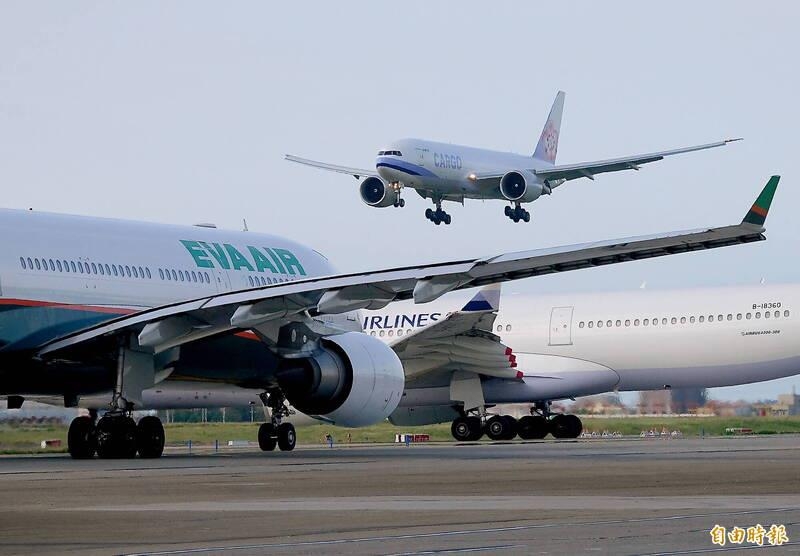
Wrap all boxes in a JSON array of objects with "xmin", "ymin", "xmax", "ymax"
[{"xmin": 753, "ymin": 388, "xmax": 800, "ymax": 416}]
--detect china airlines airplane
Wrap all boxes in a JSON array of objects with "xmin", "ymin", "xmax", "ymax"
[
  {"xmin": 368, "ymin": 278, "xmax": 798, "ymax": 442},
  {"xmin": 0, "ymin": 176, "xmax": 777, "ymax": 459},
  {"xmin": 286, "ymin": 91, "xmax": 740, "ymax": 225}
]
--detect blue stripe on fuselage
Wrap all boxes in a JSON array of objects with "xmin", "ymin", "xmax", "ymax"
[{"xmin": 376, "ymin": 157, "xmax": 438, "ymax": 178}]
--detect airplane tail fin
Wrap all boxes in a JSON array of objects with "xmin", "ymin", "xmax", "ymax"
[
  {"xmin": 461, "ymin": 283, "xmax": 501, "ymax": 312},
  {"xmin": 532, "ymin": 91, "xmax": 565, "ymax": 163},
  {"xmin": 742, "ymin": 175, "xmax": 779, "ymax": 227}
]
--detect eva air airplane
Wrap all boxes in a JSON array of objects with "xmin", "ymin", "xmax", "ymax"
[
  {"xmin": 286, "ymin": 91, "xmax": 740, "ymax": 225},
  {"xmin": 0, "ymin": 177, "xmax": 778, "ymax": 459}
]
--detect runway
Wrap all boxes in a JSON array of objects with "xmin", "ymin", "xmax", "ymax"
[{"xmin": 2, "ymin": 436, "xmax": 800, "ymax": 555}]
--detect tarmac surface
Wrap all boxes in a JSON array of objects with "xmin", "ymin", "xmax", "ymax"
[{"xmin": 2, "ymin": 436, "xmax": 800, "ymax": 555}]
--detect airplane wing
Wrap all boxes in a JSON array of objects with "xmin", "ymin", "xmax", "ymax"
[
  {"xmin": 390, "ymin": 285, "xmax": 520, "ymax": 383},
  {"xmin": 34, "ymin": 175, "xmax": 778, "ymax": 358},
  {"xmin": 284, "ymin": 154, "xmax": 379, "ymax": 180},
  {"xmin": 533, "ymin": 138, "xmax": 741, "ymax": 183}
]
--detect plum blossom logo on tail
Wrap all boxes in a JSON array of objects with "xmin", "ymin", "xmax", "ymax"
[{"xmin": 541, "ymin": 122, "xmax": 559, "ymax": 162}]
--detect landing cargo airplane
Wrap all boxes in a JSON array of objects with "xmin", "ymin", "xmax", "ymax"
[
  {"xmin": 0, "ymin": 177, "xmax": 777, "ymax": 459},
  {"xmin": 286, "ymin": 91, "xmax": 740, "ymax": 225}
]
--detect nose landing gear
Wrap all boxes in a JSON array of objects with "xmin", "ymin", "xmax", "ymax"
[
  {"xmin": 505, "ymin": 203, "xmax": 531, "ymax": 223},
  {"xmin": 257, "ymin": 390, "xmax": 297, "ymax": 452},
  {"xmin": 391, "ymin": 182, "xmax": 405, "ymax": 208}
]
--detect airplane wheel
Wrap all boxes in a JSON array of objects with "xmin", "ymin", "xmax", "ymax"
[
  {"xmin": 258, "ymin": 423, "xmax": 277, "ymax": 451},
  {"xmin": 486, "ymin": 416, "xmax": 509, "ymax": 441},
  {"xmin": 522, "ymin": 211, "xmax": 531, "ymax": 223},
  {"xmin": 425, "ymin": 208, "xmax": 433, "ymax": 220},
  {"xmin": 443, "ymin": 213, "xmax": 451, "ymax": 225},
  {"xmin": 277, "ymin": 423, "xmax": 296, "ymax": 451},
  {"xmin": 504, "ymin": 205, "xmax": 512, "ymax": 217},
  {"xmin": 466, "ymin": 416, "xmax": 484, "ymax": 440},
  {"xmin": 68, "ymin": 416, "xmax": 96, "ymax": 459},
  {"xmin": 451, "ymin": 417, "xmax": 472, "ymax": 441},
  {"xmin": 399, "ymin": 199, "xmax": 405, "ymax": 207},
  {"xmin": 550, "ymin": 414, "xmax": 578, "ymax": 439},
  {"xmin": 136, "ymin": 416, "xmax": 165, "ymax": 458},
  {"xmin": 96, "ymin": 415, "xmax": 137, "ymax": 459},
  {"xmin": 517, "ymin": 415, "xmax": 549, "ymax": 440},
  {"xmin": 563, "ymin": 414, "xmax": 583, "ymax": 438},
  {"xmin": 502, "ymin": 416, "xmax": 518, "ymax": 439}
]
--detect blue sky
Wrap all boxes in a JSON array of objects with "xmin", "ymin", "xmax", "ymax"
[{"xmin": 1, "ymin": 1, "xmax": 798, "ymax": 401}]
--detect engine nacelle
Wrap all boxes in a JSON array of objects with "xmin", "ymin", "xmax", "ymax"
[
  {"xmin": 277, "ymin": 332, "xmax": 404, "ymax": 427},
  {"xmin": 359, "ymin": 177, "xmax": 395, "ymax": 208},
  {"xmin": 499, "ymin": 170, "xmax": 543, "ymax": 203}
]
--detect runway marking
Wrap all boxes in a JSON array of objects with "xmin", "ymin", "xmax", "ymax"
[
  {"xmin": 118, "ymin": 508, "xmax": 798, "ymax": 556},
  {"xmin": 386, "ymin": 545, "xmax": 525, "ymax": 555},
  {"xmin": 90, "ymin": 495, "xmax": 800, "ymax": 513}
]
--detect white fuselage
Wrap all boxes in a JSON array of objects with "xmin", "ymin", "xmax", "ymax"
[
  {"xmin": 363, "ymin": 285, "xmax": 800, "ymax": 405},
  {"xmin": 375, "ymin": 138, "xmax": 548, "ymax": 201}
]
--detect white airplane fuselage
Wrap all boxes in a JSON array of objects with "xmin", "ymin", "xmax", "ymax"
[
  {"xmin": 362, "ymin": 285, "xmax": 800, "ymax": 411},
  {"xmin": 375, "ymin": 138, "xmax": 551, "ymax": 202}
]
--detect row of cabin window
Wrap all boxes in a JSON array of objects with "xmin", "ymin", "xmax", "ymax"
[
  {"xmin": 248, "ymin": 275, "xmax": 294, "ymax": 287},
  {"xmin": 369, "ymin": 329, "xmax": 412, "ymax": 337},
  {"xmin": 157, "ymin": 268, "xmax": 211, "ymax": 284},
  {"xmin": 21, "ymin": 256, "xmax": 153, "ymax": 280},
  {"xmin": 578, "ymin": 310, "xmax": 791, "ymax": 329}
]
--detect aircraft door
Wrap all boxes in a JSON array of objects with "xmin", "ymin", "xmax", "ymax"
[
  {"xmin": 416, "ymin": 147, "xmax": 427, "ymax": 167},
  {"xmin": 549, "ymin": 306, "xmax": 574, "ymax": 346},
  {"xmin": 213, "ymin": 269, "xmax": 231, "ymax": 293}
]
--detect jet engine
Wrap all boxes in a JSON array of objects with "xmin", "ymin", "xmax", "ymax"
[
  {"xmin": 276, "ymin": 332, "xmax": 405, "ymax": 427},
  {"xmin": 359, "ymin": 177, "xmax": 395, "ymax": 208},
  {"xmin": 499, "ymin": 170, "xmax": 544, "ymax": 203}
]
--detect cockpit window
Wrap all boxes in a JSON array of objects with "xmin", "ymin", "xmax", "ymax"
[{"xmin": 377, "ymin": 150, "xmax": 403, "ymax": 157}]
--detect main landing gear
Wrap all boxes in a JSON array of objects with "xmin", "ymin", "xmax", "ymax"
[
  {"xmin": 425, "ymin": 198, "xmax": 451, "ymax": 225},
  {"xmin": 67, "ymin": 341, "xmax": 166, "ymax": 459},
  {"xmin": 505, "ymin": 203, "xmax": 531, "ymax": 223},
  {"xmin": 449, "ymin": 403, "xmax": 583, "ymax": 442},
  {"xmin": 257, "ymin": 390, "xmax": 296, "ymax": 452},
  {"xmin": 67, "ymin": 412, "xmax": 165, "ymax": 459}
]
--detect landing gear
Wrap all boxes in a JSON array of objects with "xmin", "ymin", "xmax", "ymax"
[
  {"xmin": 67, "ymin": 415, "xmax": 96, "ymax": 459},
  {"xmin": 95, "ymin": 415, "xmax": 137, "ymax": 459},
  {"xmin": 391, "ymin": 182, "xmax": 405, "ymax": 208},
  {"xmin": 258, "ymin": 390, "xmax": 296, "ymax": 452},
  {"xmin": 505, "ymin": 203, "xmax": 530, "ymax": 223},
  {"xmin": 258, "ymin": 423, "xmax": 277, "ymax": 451},
  {"xmin": 523, "ymin": 402, "xmax": 583, "ymax": 440},
  {"xmin": 136, "ymin": 415, "xmax": 165, "ymax": 458},
  {"xmin": 451, "ymin": 415, "xmax": 483, "ymax": 441},
  {"xmin": 517, "ymin": 415, "xmax": 549, "ymax": 440},
  {"xmin": 486, "ymin": 415, "xmax": 517, "ymax": 440},
  {"xmin": 550, "ymin": 414, "xmax": 583, "ymax": 439},
  {"xmin": 425, "ymin": 199, "xmax": 451, "ymax": 225}
]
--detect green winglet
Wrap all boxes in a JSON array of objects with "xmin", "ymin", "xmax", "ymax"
[{"xmin": 742, "ymin": 175, "xmax": 780, "ymax": 226}]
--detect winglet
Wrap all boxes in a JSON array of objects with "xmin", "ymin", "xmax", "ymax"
[
  {"xmin": 462, "ymin": 283, "xmax": 501, "ymax": 312},
  {"xmin": 742, "ymin": 175, "xmax": 780, "ymax": 227}
]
